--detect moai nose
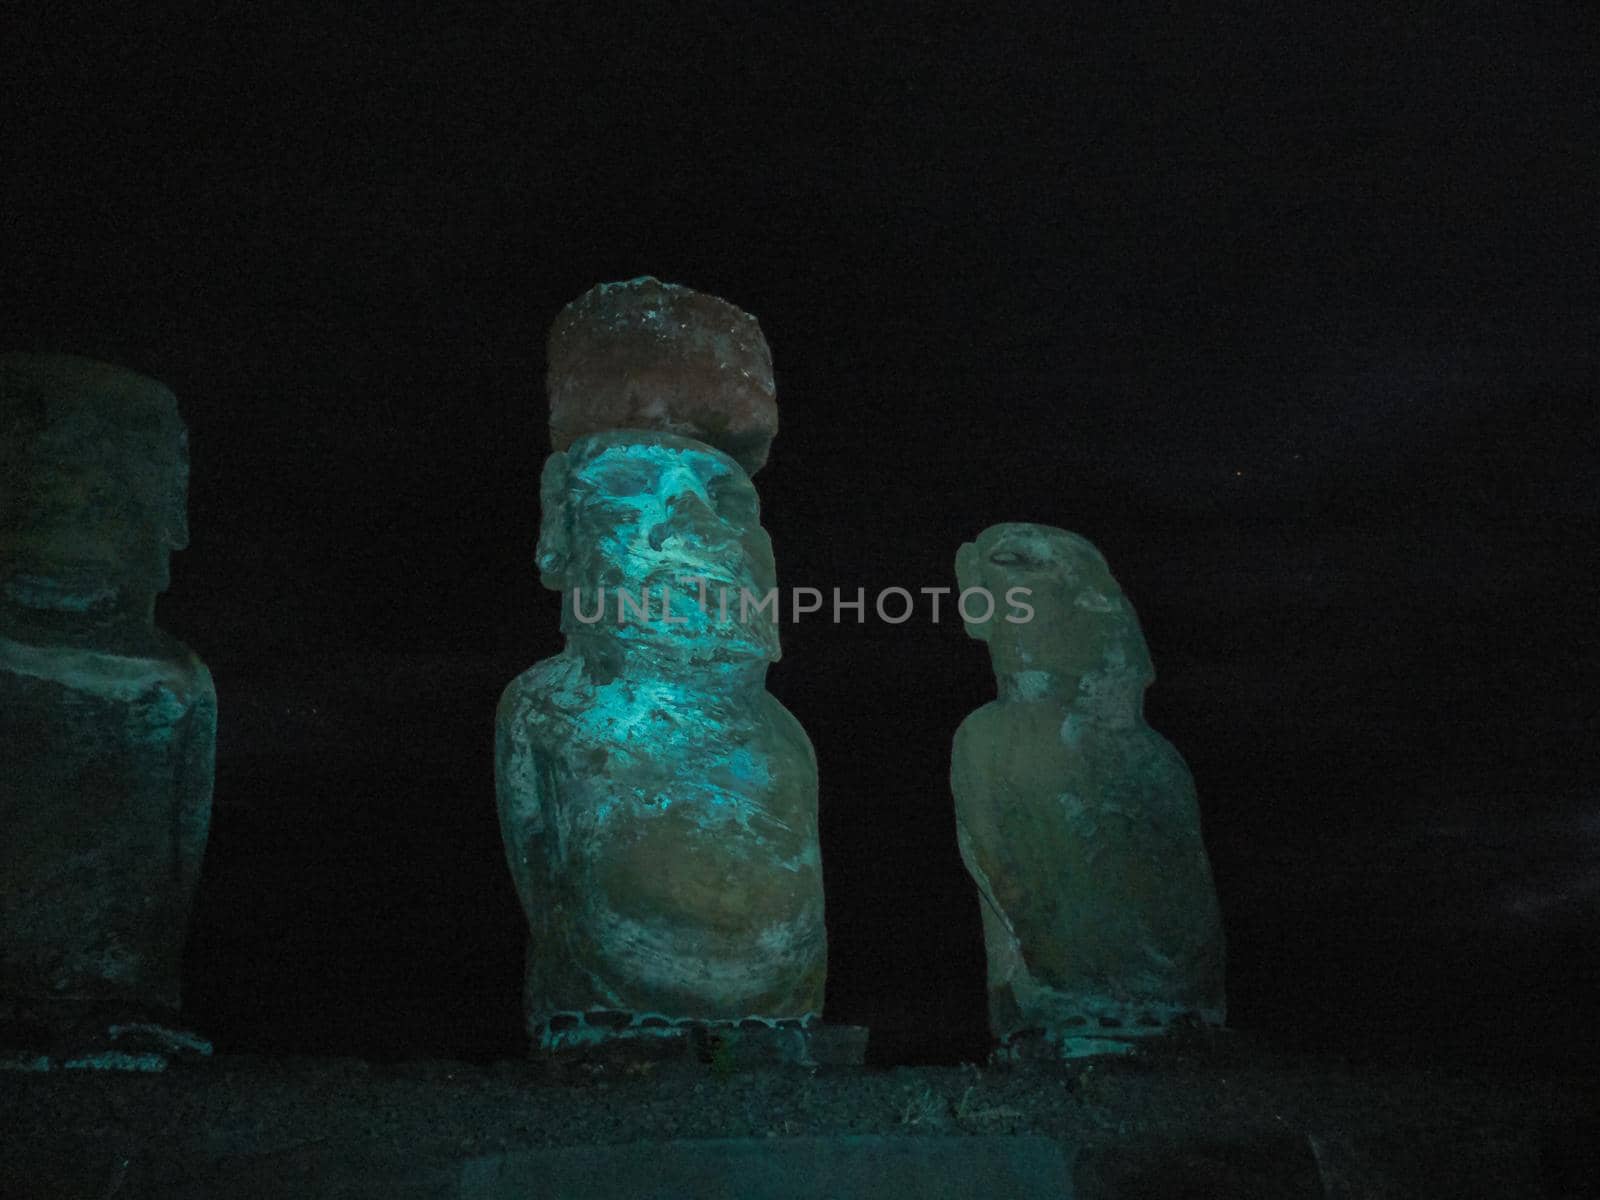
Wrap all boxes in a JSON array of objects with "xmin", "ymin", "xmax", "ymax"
[{"xmin": 649, "ymin": 491, "xmax": 725, "ymax": 553}]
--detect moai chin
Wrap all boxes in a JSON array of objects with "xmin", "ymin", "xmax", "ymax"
[
  {"xmin": 496, "ymin": 281, "xmax": 824, "ymax": 1050},
  {"xmin": 951, "ymin": 523, "xmax": 1224, "ymax": 1057},
  {"xmin": 0, "ymin": 354, "xmax": 216, "ymax": 1044}
]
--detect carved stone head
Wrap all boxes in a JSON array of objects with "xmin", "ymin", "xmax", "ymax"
[
  {"xmin": 0, "ymin": 354, "xmax": 189, "ymax": 621},
  {"xmin": 956, "ymin": 522, "xmax": 1152, "ymax": 721},
  {"xmin": 536, "ymin": 430, "xmax": 780, "ymax": 663}
]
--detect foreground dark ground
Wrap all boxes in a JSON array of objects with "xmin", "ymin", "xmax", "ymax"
[{"xmin": 3, "ymin": 1025, "xmax": 1596, "ymax": 1198}]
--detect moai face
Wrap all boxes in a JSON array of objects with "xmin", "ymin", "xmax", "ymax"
[
  {"xmin": 956, "ymin": 522, "xmax": 1152, "ymax": 719},
  {"xmin": 535, "ymin": 430, "xmax": 781, "ymax": 664},
  {"xmin": 0, "ymin": 354, "xmax": 189, "ymax": 622}
]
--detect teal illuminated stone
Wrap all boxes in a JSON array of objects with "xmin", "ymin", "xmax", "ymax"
[
  {"xmin": 496, "ymin": 431, "xmax": 824, "ymax": 1046},
  {"xmin": 0, "ymin": 354, "xmax": 215, "ymax": 1030},
  {"xmin": 952, "ymin": 523, "xmax": 1224, "ymax": 1055}
]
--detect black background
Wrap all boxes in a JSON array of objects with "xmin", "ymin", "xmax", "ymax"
[{"xmin": 3, "ymin": 3, "xmax": 1596, "ymax": 1067}]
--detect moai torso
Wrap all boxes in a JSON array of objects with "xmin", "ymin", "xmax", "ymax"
[
  {"xmin": 0, "ymin": 633, "xmax": 215, "ymax": 1017},
  {"xmin": 498, "ymin": 641, "xmax": 824, "ymax": 1036},
  {"xmin": 0, "ymin": 355, "xmax": 215, "ymax": 1029},
  {"xmin": 951, "ymin": 523, "xmax": 1224, "ymax": 1055}
]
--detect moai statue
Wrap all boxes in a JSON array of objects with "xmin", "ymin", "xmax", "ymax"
[
  {"xmin": 496, "ymin": 279, "xmax": 825, "ymax": 1051},
  {"xmin": 951, "ymin": 523, "xmax": 1224, "ymax": 1057},
  {"xmin": 0, "ymin": 354, "xmax": 216, "ymax": 1062}
]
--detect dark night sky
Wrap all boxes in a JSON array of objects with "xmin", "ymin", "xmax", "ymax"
[{"xmin": 3, "ymin": 3, "xmax": 1596, "ymax": 1066}]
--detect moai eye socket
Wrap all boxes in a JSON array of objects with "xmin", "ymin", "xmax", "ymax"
[
  {"xmin": 600, "ymin": 463, "xmax": 656, "ymax": 497},
  {"xmin": 989, "ymin": 549, "xmax": 1038, "ymax": 568}
]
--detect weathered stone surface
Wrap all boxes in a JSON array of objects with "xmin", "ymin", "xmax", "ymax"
[
  {"xmin": 0, "ymin": 354, "xmax": 191, "ymax": 616},
  {"xmin": 496, "ymin": 431, "xmax": 823, "ymax": 1045},
  {"xmin": 1076, "ymin": 1132, "xmax": 1322, "ymax": 1199},
  {"xmin": 951, "ymin": 523, "xmax": 1224, "ymax": 1055},
  {"xmin": 0, "ymin": 1019, "xmax": 213, "ymax": 1073},
  {"xmin": 461, "ymin": 1136, "xmax": 1074, "ymax": 1200},
  {"xmin": 0, "ymin": 354, "xmax": 215, "ymax": 1031},
  {"xmin": 547, "ymin": 277, "xmax": 778, "ymax": 475},
  {"xmin": 530, "ymin": 1019, "xmax": 867, "ymax": 1073}
]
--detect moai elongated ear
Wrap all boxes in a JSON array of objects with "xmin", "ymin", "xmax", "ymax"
[
  {"xmin": 166, "ymin": 426, "xmax": 191, "ymax": 551},
  {"xmin": 954, "ymin": 539, "xmax": 991, "ymax": 642},
  {"xmin": 535, "ymin": 452, "xmax": 572, "ymax": 589}
]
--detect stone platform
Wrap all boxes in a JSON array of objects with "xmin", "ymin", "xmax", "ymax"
[
  {"xmin": 2, "ymin": 1037, "xmax": 1591, "ymax": 1199},
  {"xmin": 0, "ymin": 1010, "xmax": 213, "ymax": 1074},
  {"xmin": 158, "ymin": 1135, "xmax": 1076, "ymax": 1199},
  {"xmin": 535, "ymin": 1017, "xmax": 869, "ymax": 1071}
]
